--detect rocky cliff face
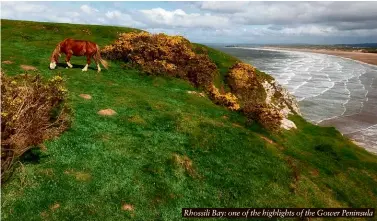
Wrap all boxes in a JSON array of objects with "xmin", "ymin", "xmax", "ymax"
[{"xmin": 261, "ymin": 80, "xmax": 301, "ymax": 130}]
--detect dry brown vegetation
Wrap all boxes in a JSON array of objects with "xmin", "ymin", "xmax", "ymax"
[
  {"xmin": 20, "ymin": 65, "xmax": 37, "ymax": 71},
  {"xmin": 1, "ymin": 72, "xmax": 70, "ymax": 181},
  {"xmin": 243, "ymin": 103, "xmax": 283, "ymax": 130},
  {"xmin": 2, "ymin": 60, "xmax": 13, "ymax": 64},
  {"xmin": 172, "ymin": 153, "xmax": 197, "ymax": 177}
]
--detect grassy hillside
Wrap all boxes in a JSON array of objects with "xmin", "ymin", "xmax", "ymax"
[{"xmin": 1, "ymin": 19, "xmax": 377, "ymax": 221}]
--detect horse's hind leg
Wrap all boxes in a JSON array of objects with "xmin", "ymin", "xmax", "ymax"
[
  {"xmin": 66, "ymin": 52, "xmax": 73, "ymax": 68},
  {"xmin": 82, "ymin": 55, "xmax": 91, "ymax": 72},
  {"xmin": 93, "ymin": 55, "xmax": 101, "ymax": 72}
]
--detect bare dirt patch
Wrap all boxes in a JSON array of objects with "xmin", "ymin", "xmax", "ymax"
[
  {"xmin": 172, "ymin": 154, "xmax": 197, "ymax": 177},
  {"xmin": 258, "ymin": 134, "xmax": 284, "ymax": 150},
  {"xmin": 79, "ymin": 94, "xmax": 92, "ymax": 100},
  {"xmin": 40, "ymin": 211, "xmax": 48, "ymax": 218},
  {"xmin": 20, "ymin": 65, "xmax": 37, "ymax": 71},
  {"xmin": 2, "ymin": 60, "xmax": 13, "ymax": 64},
  {"xmin": 259, "ymin": 135, "xmax": 275, "ymax": 145},
  {"xmin": 50, "ymin": 203, "xmax": 60, "ymax": 211},
  {"xmin": 97, "ymin": 109, "xmax": 117, "ymax": 116},
  {"xmin": 121, "ymin": 203, "xmax": 134, "ymax": 211}
]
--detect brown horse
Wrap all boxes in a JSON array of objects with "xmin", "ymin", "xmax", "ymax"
[{"xmin": 49, "ymin": 38, "xmax": 108, "ymax": 72}]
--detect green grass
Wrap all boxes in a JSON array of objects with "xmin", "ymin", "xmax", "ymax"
[{"xmin": 1, "ymin": 19, "xmax": 377, "ymax": 221}]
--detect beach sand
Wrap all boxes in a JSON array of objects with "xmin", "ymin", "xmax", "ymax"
[{"xmin": 264, "ymin": 47, "xmax": 377, "ymax": 66}]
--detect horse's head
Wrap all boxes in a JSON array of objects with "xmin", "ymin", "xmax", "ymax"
[{"xmin": 49, "ymin": 44, "xmax": 61, "ymax": 70}]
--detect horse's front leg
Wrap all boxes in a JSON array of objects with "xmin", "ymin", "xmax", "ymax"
[
  {"xmin": 66, "ymin": 53, "xmax": 73, "ymax": 68},
  {"xmin": 82, "ymin": 56, "xmax": 91, "ymax": 72}
]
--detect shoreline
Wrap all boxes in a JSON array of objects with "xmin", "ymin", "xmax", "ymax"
[
  {"xmin": 262, "ymin": 47, "xmax": 377, "ymax": 66},
  {"xmin": 220, "ymin": 45, "xmax": 377, "ymax": 153},
  {"xmin": 257, "ymin": 46, "xmax": 377, "ymax": 153}
]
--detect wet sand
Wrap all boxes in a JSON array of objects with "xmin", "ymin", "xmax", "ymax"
[{"xmin": 264, "ymin": 47, "xmax": 377, "ymax": 66}]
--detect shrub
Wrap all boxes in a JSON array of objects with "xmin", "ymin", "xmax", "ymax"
[
  {"xmin": 102, "ymin": 32, "xmax": 217, "ymax": 88},
  {"xmin": 207, "ymin": 85, "xmax": 240, "ymax": 111},
  {"xmin": 242, "ymin": 102, "xmax": 283, "ymax": 131},
  {"xmin": 1, "ymin": 72, "xmax": 70, "ymax": 181},
  {"xmin": 227, "ymin": 62, "xmax": 282, "ymax": 130},
  {"xmin": 227, "ymin": 62, "xmax": 264, "ymax": 103},
  {"xmin": 228, "ymin": 62, "xmax": 257, "ymax": 90}
]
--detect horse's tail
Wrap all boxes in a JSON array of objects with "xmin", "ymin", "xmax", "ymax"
[
  {"xmin": 51, "ymin": 43, "xmax": 62, "ymax": 62},
  {"xmin": 95, "ymin": 44, "xmax": 108, "ymax": 69}
]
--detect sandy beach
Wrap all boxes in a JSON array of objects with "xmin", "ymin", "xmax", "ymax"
[{"xmin": 264, "ymin": 47, "xmax": 377, "ymax": 66}]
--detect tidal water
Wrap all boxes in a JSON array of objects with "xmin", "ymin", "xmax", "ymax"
[{"xmin": 215, "ymin": 46, "xmax": 377, "ymax": 154}]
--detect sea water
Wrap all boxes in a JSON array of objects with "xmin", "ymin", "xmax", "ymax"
[{"xmin": 215, "ymin": 46, "xmax": 377, "ymax": 153}]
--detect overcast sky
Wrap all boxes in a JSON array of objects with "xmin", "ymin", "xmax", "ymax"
[{"xmin": 2, "ymin": 1, "xmax": 377, "ymax": 44}]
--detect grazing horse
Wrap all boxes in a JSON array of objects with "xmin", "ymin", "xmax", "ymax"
[{"xmin": 49, "ymin": 38, "xmax": 108, "ymax": 72}]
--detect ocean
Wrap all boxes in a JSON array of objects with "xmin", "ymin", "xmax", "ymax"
[{"xmin": 214, "ymin": 46, "xmax": 377, "ymax": 154}]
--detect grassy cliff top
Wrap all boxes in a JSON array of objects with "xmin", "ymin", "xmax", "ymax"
[{"xmin": 1, "ymin": 19, "xmax": 377, "ymax": 220}]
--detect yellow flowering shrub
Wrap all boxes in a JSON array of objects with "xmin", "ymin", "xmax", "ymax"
[
  {"xmin": 226, "ymin": 62, "xmax": 283, "ymax": 130},
  {"xmin": 1, "ymin": 72, "xmax": 70, "ymax": 181},
  {"xmin": 207, "ymin": 85, "xmax": 240, "ymax": 111},
  {"xmin": 102, "ymin": 32, "xmax": 217, "ymax": 88},
  {"xmin": 227, "ymin": 62, "xmax": 260, "ymax": 98}
]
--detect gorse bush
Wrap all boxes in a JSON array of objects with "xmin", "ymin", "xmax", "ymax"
[
  {"xmin": 243, "ymin": 103, "xmax": 283, "ymax": 131},
  {"xmin": 1, "ymin": 72, "xmax": 70, "ymax": 181},
  {"xmin": 207, "ymin": 85, "xmax": 240, "ymax": 111},
  {"xmin": 227, "ymin": 62, "xmax": 265, "ymax": 103},
  {"xmin": 102, "ymin": 32, "xmax": 217, "ymax": 88},
  {"xmin": 227, "ymin": 62, "xmax": 283, "ymax": 130}
]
